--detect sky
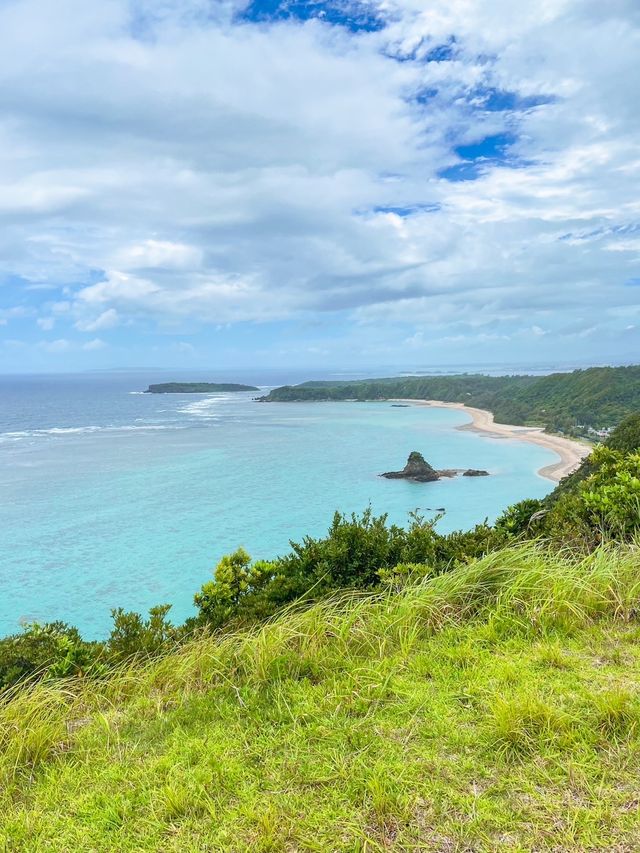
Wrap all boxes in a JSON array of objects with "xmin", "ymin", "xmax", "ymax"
[{"xmin": 0, "ymin": 0, "xmax": 639, "ymax": 373}]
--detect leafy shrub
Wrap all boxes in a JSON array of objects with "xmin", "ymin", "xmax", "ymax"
[
  {"xmin": 544, "ymin": 447, "xmax": 640, "ymax": 545},
  {"xmin": 193, "ymin": 550, "xmax": 279, "ymax": 630},
  {"xmin": 580, "ymin": 450, "xmax": 640, "ymax": 539},
  {"xmin": 108, "ymin": 604, "xmax": 178, "ymax": 661},
  {"xmin": 0, "ymin": 622, "xmax": 99, "ymax": 689},
  {"xmin": 193, "ymin": 509, "xmax": 443, "ymax": 629},
  {"xmin": 495, "ymin": 499, "xmax": 546, "ymax": 537}
]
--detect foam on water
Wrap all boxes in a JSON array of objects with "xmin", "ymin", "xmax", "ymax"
[
  {"xmin": 0, "ymin": 424, "xmax": 181, "ymax": 442},
  {"xmin": 178, "ymin": 396, "xmax": 227, "ymax": 418}
]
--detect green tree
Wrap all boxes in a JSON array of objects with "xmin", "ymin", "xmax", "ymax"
[{"xmin": 193, "ymin": 549, "xmax": 280, "ymax": 629}]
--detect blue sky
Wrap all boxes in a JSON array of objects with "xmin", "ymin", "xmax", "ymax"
[{"xmin": 0, "ymin": 0, "xmax": 639, "ymax": 372}]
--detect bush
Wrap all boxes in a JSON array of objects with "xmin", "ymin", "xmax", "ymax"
[
  {"xmin": 544, "ymin": 447, "xmax": 640, "ymax": 545},
  {"xmin": 193, "ymin": 509, "xmax": 443, "ymax": 630},
  {"xmin": 107, "ymin": 604, "xmax": 178, "ymax": 661},
  {"xmin": 495, "ymin": 499, "xmax": 546, "ymax": 537},
  {"xmin": 0, "ymin": 622, "xmax": 100, "ymax": 689}
]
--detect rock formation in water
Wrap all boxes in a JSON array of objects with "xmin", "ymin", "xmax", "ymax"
[
  {"xmin": 381, "ymin": 452, "xmax": 490, "ymax": 482},
  {"xmin": 381, "ymin": 451, "xmax": 440, "ymax": 482}
]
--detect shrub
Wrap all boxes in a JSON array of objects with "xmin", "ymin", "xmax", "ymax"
[
  {"xmin": 495, "ymin": 499, "xmax": 546, "ymax": 537},
  {"xmin": 107, "ymin": 604, "xmax": 178, "ymax": 661},
  {"xmin": 0, "ymin": 622, "xmax": 99, "ymax": 689},
  {"xmin": 193, "ymin": 509, "xmax": 443, "ymax": 630},
  {"xmin": 545, "ymin": 448, "xmax": 640, "ymax": 545}
]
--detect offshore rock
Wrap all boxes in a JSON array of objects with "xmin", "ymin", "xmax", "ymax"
[
  {"xmin": 381, "ymin": 453, "xmax": 491, "ymax": 482},
  {"xmin": 381, "ymin": 451, "xmax": 440, "ymax": 482}
]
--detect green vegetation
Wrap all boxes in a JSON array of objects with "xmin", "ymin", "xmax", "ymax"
[
  {"xmin": 146, "ymin": 382, "xmax": 259, "ymax": 393},
  {"xmin": 259, "ymin": 365, "xmax": 640, "ymax": 432},
  {"xmin": 2, "ymin": 544, "xmax": 640, "ymax": 850},
  {"xmin": 3, "ymin": 412, "xmax": 640, "ymax": 848},
  {"xmin": 0, "ymin": 510, "xmax": 504, "ymax": 689},
  {"xmin": 3, "ymin": 414, "xmax": 640, "ymax": 691},
  {"xmin": 503, "ymin": 414, "xmax": 640, "ymax": 547}
]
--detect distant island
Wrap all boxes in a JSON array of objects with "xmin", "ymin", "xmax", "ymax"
[
  {"xmin": 258, "ymin": 365, "xmax": 640, "ymax": 437},
  {"xmin": 146, "ymin": 382, "xmax": 259, "ymax": 394}
]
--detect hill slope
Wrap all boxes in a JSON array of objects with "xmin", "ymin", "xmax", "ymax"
[{"xmin": 2, "ymin": 544, "xmax": 640, "ymax": 851}]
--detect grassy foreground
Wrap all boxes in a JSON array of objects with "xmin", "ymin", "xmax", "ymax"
[{"xmin": 2, "ymin": 543, "xmax": 640, "ymax": 851}]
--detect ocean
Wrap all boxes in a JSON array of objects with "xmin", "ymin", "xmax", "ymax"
[{"xmin": 0, "ymin": 371, "xmax": 558, "ymax": 638}]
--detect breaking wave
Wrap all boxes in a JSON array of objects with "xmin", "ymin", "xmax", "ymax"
[{"xmin": 0, "ymin": 424, "xmax": 180, "ymax": 443}]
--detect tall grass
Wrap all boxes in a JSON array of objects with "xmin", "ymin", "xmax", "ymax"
[{"xmin": 1, "ymin": 540, "xmax": 639, "ymax": 785}]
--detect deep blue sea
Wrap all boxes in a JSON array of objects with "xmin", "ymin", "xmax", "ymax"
[{"xmin": 0, "ymin": 370, "xmax": 558, "ymax": 638}]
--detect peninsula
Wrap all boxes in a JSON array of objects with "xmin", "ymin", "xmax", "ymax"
[
  {"xmin": 145, "ymin": 382, "xmax": 259, "ymax": 394},
  {"xmin": 257, "ymin": 365, "xmax": 640, "ymax": 437}
]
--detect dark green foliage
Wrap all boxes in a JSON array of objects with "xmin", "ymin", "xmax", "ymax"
[
  {"xmin": 107, "ymin": 604, "xmax": 178, "ymax": 661},
  {"xmin": 495, "ymin": 499, "xmax": 547, "ymax": 537},
  {"xmin": 605, "ymin": 412, "xmax": 640, "ymax": 453},
  {"xmin": 0, "ymin": 607, "xmax": 180, "ymax": 690},
  {"xmin": 193, "ymin": 509, "xmax": 443, "ymax": 629},
  {"xmin": 192, "ymin": 550, "xmax": 280, "ymax": 630},
  {"xmin": 0, "ymin": 622, "xmax": 100, "ymax": 689},
  {"xmin": 437, "ymin": 521, "xmax": 510, "ymax": 563},
  {"xmin": 260, "ymin": 374, "xmax": 535, "ymax": 414},
  {"xmin": 260, "ymin": 366, "xmax": 640, "ymax": 431},
  {"xmin": 146, "ymin": 383, "xmax": 258, "ymax": 393}
]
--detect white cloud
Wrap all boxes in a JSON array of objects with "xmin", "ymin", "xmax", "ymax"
[
  {"xmin": 115, "ymin": 240, "xmax": 203, "ymax": 270},
  {"xmin": 82, "ymin": 337, "xmax": 106, "ymax": 350},
  {"xmin": 75, "ymin": 307, "xmax": 119, "ymax": 331},
  {"xmin": 0, "ymin": 306, "xmax": 31, "ymax": 324},
  {"xmin": 37, "ymin": 317, "xmax": 55, "ymax": 330},
  {"xmin": 0, "ymin": 0, "xmax": 638, "ymax": 360},
  {"xmin": 39, "ymin": 338, "xmax": 71, "ymax": 352}
]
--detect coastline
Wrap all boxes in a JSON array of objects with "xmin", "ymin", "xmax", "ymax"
[{"xmin": 393, "ymin": 399, "xmax": 592, "ymax": 482}]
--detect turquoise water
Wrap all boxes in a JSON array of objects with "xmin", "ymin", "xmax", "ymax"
[{"xmin": 0, "ymin": 374, "xmax": 557, "ymax": 638}]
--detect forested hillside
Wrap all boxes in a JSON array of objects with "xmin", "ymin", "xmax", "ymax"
[{"xmin": 259, "ymin": 365, "xmax": 640, "ymax": 432}]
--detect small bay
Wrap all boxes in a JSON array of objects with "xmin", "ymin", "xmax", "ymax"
[{"xmin": 0, "ymin": 372, "xmax": 557, "ymax": 638}]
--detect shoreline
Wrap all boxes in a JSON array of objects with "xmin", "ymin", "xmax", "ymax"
[{"xmin": 392, "ymin": 399, "xmax": 592, "ymax": 482}]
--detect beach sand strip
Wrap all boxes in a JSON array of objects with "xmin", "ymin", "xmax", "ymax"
[{"xmin": 392, "ymin": 399, "xmax": 592, "ymax": 482}]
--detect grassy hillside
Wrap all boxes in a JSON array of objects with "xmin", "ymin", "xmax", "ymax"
[
  {"xmin": 3, "ymin": 543, "xmax": 640, "ymax": 851},
  {"xmin": 259, "ymin": 365, "xmax": 640, "ymax": 432}
]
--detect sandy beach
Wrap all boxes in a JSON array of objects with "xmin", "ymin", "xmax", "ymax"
[{"xmin": 393, "ymin": 399, "xmax": 592, "ymax": 482}]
